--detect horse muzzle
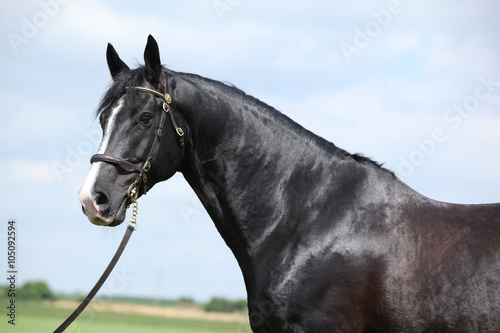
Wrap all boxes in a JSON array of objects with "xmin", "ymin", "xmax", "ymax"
[{"xmin": 78, "ymin": 188, "xmax": 114, "ymax": 226}]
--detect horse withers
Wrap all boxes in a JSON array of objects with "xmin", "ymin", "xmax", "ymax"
[{"xmin": 79, "ymin": 35, "xmax": 500, "ymax": 332}]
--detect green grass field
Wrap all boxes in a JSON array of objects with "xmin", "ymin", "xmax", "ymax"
[{"xmin": 0, "ymin": 300, "xmax": 252, "ymax": 333}]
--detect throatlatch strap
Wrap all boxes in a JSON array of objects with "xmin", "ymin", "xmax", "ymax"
[{"xmin": 53, "ymin": 224, "xmax": 135, "ymax": 333}]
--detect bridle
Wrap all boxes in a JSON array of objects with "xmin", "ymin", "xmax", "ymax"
[
  {"xmin": 91, "ymin": 73, "xmax": 185, "ymax": 198},
  {"xmin": 53, "ymin": 73, "xmax": 185, "ymax": 332}
]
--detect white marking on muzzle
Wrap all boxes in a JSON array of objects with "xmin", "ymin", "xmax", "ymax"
[{"xmin": 79, "ymin": 97, "xmax": 125, "ymax": 225}]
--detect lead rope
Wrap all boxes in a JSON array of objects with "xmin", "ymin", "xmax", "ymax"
[
  {"xmin": 53, "ymin": 185, "xmax": 139, "ymax": 333},
  {"xmin": 56, "ymin": 75, "xmax": 177, "ymax": 332}
]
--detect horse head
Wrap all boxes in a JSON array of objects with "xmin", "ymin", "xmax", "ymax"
[{"xmin": 79, "ymin": 35, "xmax": 185, "ymax": 226}]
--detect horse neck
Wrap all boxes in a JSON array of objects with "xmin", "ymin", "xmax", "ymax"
[{"xmin": 175, "ymin": 73, "xmax": 395, "ymax": 272}]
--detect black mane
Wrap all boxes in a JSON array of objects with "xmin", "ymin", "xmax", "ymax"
[
  {"xmin": 184, "ymin": 73, "xmax": 395, "ymax": 175},
  {"xmin": 96, "ymin": 66, "xmax": 394, "ymax": 176}
]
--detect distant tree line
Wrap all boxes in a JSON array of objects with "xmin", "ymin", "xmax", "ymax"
[
  {"xmin": 0, "ymin": 281, "xmax": 54, "ymax": 300},
  {"xmin": 203, "ymin": 297, "xmax": 247, "ymax": 313},
  {"xmin": 1, "ymin": 281, "xmax": 247, "ymax": 314}
]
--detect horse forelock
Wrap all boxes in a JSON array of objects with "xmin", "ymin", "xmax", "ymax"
[{"xmin": 95, "ymin": 66, "xmax": 150, "ymax": 118}]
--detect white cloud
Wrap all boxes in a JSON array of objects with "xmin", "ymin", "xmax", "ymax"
[
  {"xmin": 387, "ymin": 31, "xmax": 423, "ymax": 55},
  {"xmin": 463, "ymin": 116, "xmax": 500, "ymax": 146},
  {"xmin": 0, "ymin": 99, "xmax": 85, "ymax": 156},
  {"xmin": 48, "ymin": 1, "xmax": 166, "ymax": 47},
  {"xmin": 426, "ymin": 32, "xmax": 498, "ymax": 76}
]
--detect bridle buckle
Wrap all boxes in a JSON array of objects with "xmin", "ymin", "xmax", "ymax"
[{"xmin": 165, "ymin": 93, "xmax": 172, "ymax": 104}]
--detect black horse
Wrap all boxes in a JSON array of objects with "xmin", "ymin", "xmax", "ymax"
[{"xmin": 79, "ymin": 35, "xmax": 500, "ymax": 332}]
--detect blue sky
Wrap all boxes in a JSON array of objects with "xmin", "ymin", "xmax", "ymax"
[{"xmin": 1, "ymin": 0, "xmax": 499, "ymax": 303}]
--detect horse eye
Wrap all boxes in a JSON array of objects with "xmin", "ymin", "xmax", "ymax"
[{"xmin": 139, "ymin": 114, "xmax": 153, "ymax": 124}]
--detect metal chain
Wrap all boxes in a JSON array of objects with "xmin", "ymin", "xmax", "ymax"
[
  {"xmin": 126, "ymin": 183, "xmax": 139, "ymax": 230},
  {"xmin": 127, "ymin": 199, "xmax": 138, "ymax": 230}
]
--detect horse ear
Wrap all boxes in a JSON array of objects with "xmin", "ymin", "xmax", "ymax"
[
  {"xmin": 144, "ymin": 35, "xmax": 162, "ymax": 86},
  {"xmin": 106, "ymin": 43, "xmax": 129, "ymax": 81}
]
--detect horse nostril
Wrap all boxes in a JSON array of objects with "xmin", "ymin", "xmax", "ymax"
[{"xmin": 95, "ymin": 191, "xmax": 110, "ymax": 206}]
